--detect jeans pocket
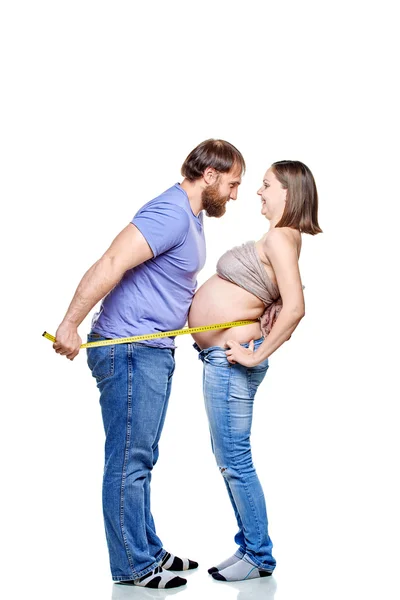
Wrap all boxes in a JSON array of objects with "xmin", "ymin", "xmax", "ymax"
[
  {"xmin": 86, "ymin": 335, "xmax": 115, "ymax": 382},
  {"xmin": 203, "ymin": 351, "xmax": 230, "ymax": 368},
  {"xmin": 168, "ymin": 351, "xmax": 176, "ymax": 379},
  {"xmin": 247, "ymin": 361, "xmax": 269, "ymax": 396}
]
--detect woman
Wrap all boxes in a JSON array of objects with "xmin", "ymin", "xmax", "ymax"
[{"xmin": 188, "ymin": 160, "xmax": 322, "ymax": 582}]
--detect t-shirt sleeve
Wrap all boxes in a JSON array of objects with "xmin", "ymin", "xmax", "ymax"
[{"xmin": 131, "ymin": 201, "xmax": 190, "ymax": 258}]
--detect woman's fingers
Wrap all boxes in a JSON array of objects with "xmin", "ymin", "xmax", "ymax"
[
  {"xmin": 225, "ymin": 339, "xmax": 238, "ymax": 349},
  {"xmin": 225, "ymin": 339, "xmax": 255, "ymax": 364},
  {"xmin": 225, "ymin": 340, "xmax": 238, "ymax": 364}
]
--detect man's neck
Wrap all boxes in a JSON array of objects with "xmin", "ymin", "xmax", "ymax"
[{"xmin": 179, "ymin": 179, "xmax": 204, "ymax": 216}]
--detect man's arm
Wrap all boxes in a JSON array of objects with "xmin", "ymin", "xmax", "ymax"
[{"xmin": 53, "ymin": 224, "xmax": 153, "ymax": 361}]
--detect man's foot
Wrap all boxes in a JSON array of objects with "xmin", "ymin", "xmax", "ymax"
[
  {"xmin": 211, "ymin": 557, "xmax": 273, "ymax": 582},
  {"xmin": 161, "ymin": 551, "xmax": 198, "ymax": 571},
  {"xmin": 117, "ymin": 566, "xmax": 187, "ymax": 589},
  {"xmin": 208, "ymin": 550, "xmax": 244, "ymax": 574}
]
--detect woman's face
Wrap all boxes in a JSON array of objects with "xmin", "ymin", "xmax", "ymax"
[{"xmin": 257, "ymin": 167, "xmax": 287, "ymax": 220}]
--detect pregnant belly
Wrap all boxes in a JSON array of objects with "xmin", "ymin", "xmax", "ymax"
[{"xmin": 188, "ymin": 274, "xmax": 264, "ymax": 349}]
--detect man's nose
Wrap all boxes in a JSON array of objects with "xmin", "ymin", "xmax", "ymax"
[{"xmin": 230, "ymin": 189, "xmax": 238, "ymax": 200}]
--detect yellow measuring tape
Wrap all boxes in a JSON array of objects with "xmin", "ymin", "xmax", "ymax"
[{"xmin": 42, "ymin": 320, "xmax": 257, "ymax": 349}]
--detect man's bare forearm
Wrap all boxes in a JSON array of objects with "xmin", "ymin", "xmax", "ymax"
[{"xmin": 61, "ymin": 256, "xmax": 124, "ymax": 328}]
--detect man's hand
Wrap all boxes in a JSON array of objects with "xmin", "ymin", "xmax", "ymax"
[
  {"xmin": 224, "ymin": 339, "xmax": 258, "ymax": 367},
  {"xmin": 53, "ymin": 322, "xmax": 82, "ymax": 361},
  {"xmin": 50, "ymin": 223, "xmax": 153, "ymax": 363}
]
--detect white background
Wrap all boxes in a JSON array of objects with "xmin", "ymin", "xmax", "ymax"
[{"xmin": 1, "ymin": 1, "xmax": 399, "ymax": 599}]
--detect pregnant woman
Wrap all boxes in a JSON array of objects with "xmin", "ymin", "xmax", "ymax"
[{"xmin": 188, "ymin": 160, "xmax": 322, "ymax": 582}]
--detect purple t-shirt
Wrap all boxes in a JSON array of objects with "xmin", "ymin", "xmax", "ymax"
[{"xmin": 91, "ymin": 183, "xmax": 206, "ymax": 348}]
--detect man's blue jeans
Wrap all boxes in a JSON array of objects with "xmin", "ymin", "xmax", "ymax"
[
  {"xmin": 196, "ymin": 337, "xmax": 276, "ymax": 572},
  {"xmin": 87, "ymin": 333, "xmax": 175, "ymax": 581}
]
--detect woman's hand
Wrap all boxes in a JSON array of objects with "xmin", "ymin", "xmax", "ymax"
[{"xmin": 224, "ymin": 340, "xmax": 258, "ymax": 367}]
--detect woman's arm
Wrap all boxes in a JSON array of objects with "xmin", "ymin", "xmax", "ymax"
[{"xmin": 225, "ymin": 228, "xmax": 305, "ymax": 366}]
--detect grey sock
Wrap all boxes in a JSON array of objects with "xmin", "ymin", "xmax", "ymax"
[
  {"xmin": 212, "ymin": 556, "xmax": 273, "ymax": 582},
  {"xmin": 208, "ymin": 550, "xmax": 244, "ymax": 574}
]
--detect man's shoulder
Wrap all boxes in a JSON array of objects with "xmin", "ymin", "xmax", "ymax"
[
  {"xmin": 143, "ymin": 183, "xmax": 188, "ymax": 211},
  {"xmin": 132, "ymin": 184, "xmax": 192, "ymax": 246}
]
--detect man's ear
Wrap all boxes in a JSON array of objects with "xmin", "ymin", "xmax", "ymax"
[{"xmin": 203, "ymin": 167, "xmax": 217, "ymax": 185}]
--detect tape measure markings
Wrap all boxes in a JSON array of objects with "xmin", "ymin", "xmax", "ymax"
[{"xmin": 43, "ymin": 319, "xmax": 258, "ymax": 349}]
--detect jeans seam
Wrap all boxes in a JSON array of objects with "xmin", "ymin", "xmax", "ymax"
[
  {"xmin": 156, "ymin": 548, "xmax": 167, "ymax": 564},
  {"xmin": 225, "ymin": 367, "xmax": 233, "ymax": 456},
  {"xmin": 246, "ymin": 370, "xmax": 254, "ymax": 397},
  {"xmin": 246, "ymin": 364, "xmax": 268, "ymax": 397},
  {"xmin": 237, "ymin": 467, "xmax": 262, "ymax": 549},
  {"xmin": 87, "ymin": 344, "xmax": 115, "ymax": 382},
  {"xmin": 228, "ymin": 367, "xmax": 262, "ymax": 550},
  {"xmin": 119, "ymin": 343, "xmax": 135, "ymax": 575}
]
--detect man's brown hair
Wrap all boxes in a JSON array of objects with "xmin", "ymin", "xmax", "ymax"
[{"xmin": 181, "ymin": 139, "xmax": 245, "ymax": 181}]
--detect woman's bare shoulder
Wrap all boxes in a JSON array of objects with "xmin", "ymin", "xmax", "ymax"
[{"xmin": 261, "ymin": 227, "xmax": 301, "ymax": 252}]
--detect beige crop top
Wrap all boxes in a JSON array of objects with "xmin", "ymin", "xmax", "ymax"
[
  {"xmin": 217, "ymin": 241, "xmax": 280, "ymax": 304},
  {"xmin": 216, "ymin": 241, "xmax": 282, "ymax": 336}
]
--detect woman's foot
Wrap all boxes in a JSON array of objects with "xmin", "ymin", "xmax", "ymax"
[
  {"xmin": 211, "ymin": 557, "xmax": 273, "ymax": 582},
  {"xmin": 117, "ymin": 566, "xmax": 187, "ymax": 589},
  {"xmin": 161, "ymin": 551, "xmax": 198, "ymax": 571},
  {"xmin": 208, "ymin": 550, "xmax": 244, "ymax": 574}
]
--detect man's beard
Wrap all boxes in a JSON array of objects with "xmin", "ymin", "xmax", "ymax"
[{"xmin": 201, "ymin": 182, "xmax": 230, "ymax": 217}]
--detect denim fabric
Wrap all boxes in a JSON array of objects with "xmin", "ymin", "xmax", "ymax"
[
  {"xmin": 196, "ymin": 338, "xmax": 276, "ymax": 571},
  {"xmin": 87, "ymin": 332, "xmax": 175, "ymax": 581}
]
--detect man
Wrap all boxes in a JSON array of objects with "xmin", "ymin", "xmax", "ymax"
[{"xmin": 53, "ymin": 139, "xmax": 245, "ymax": 589}]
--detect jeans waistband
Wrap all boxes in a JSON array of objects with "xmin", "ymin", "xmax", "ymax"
[{"xmin": 193, "ymin": 337, "xmax": 264, "ymax": 358}]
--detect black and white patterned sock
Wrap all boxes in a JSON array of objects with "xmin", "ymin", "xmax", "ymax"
[
  {"xmin": 117, "ymin": 566, "xmax": 187, "ymax": 589},
  {"xmin": 211, "ymin": 556, "xmax": 273, "ymax": 582},
  {"xmin": 161, "ymin": 551, "xmax": 198, "ymax": 571},
  {"xmin": 208, "ymin": 549, "xmax": 244, "ymax": 574}
]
